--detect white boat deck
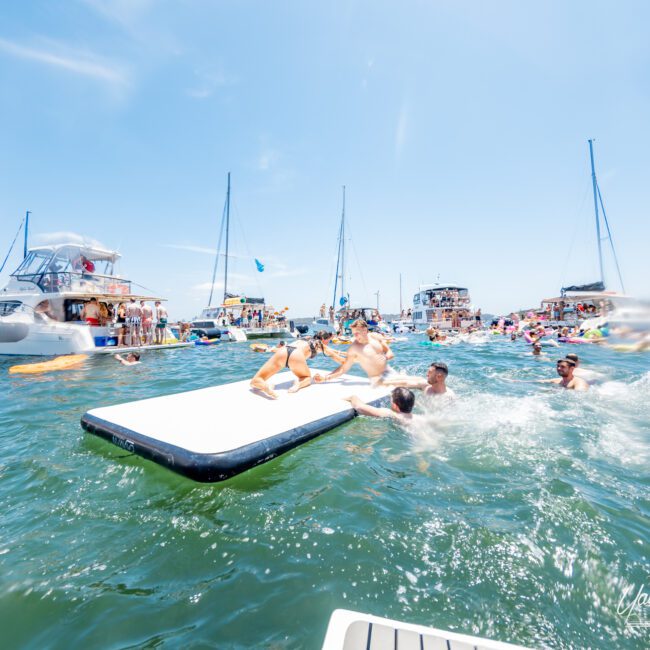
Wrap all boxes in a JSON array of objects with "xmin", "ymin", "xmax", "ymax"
[
  {"xmin": 82, "ymin": 370, "xmax": 390, "ymax": 481},
  {"xmin": 322, "ymin": 610, "xmax": 532, "ymax": 650}
]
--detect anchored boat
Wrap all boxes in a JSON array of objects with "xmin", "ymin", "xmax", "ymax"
[{"xmin": 0, "ymin": 240, "xmax": 190, "ymax": 356}]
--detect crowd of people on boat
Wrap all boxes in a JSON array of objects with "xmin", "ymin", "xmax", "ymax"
[{"xmin": 77, "ymin": 297, "xmax": 169, "ymax": 346}]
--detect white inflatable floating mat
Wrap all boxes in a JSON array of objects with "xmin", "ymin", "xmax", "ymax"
[
  {"xmin": 81, "ymin": 370, "xmax": 390, "ymax": 482},
  {"xmin": 322, "ymin": 609, "xmax": 532, "ymax": 650}
]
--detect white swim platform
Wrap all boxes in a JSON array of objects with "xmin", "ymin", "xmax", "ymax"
[
  {"xmin": 81, "ymin": 370, "xmax": 391, "ymax": 482},
  {"xmin": 322, "ymin": 609, "xmax": 532, "ymax": 650}
]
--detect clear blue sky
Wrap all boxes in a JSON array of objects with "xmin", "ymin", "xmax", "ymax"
[{"xmin": 1, "ymin": 1, "xmax": 649, "ymax": 319}]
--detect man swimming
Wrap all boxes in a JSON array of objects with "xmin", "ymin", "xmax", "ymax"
[
  {"xmin": 564, "ymin": 353, "xmax": 604, "ymax": 384},
  {"xmin": 114, "ymin": 352, "xmax": 141, "ymax": 366},
  {"xmin": 536, "ymin": 358, "xmax": 589, "ymax": 391},
  {"xmin": 313, "ymin": 319, "xmax": 394, "ymax": 385},
  {"xmin": 382, "ymin": 361, "xmax": 455, "ymax": 398},
  {"xmin": 344, "ymin": 387, "xmax": 415, "ymax": 423}
]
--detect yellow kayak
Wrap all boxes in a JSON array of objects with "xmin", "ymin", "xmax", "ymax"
[{"xmin": 9, "ymin": 354, "xmax": 89, "ymax": 375}]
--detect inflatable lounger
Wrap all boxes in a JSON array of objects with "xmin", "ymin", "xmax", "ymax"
[
  {"xmin": 81, "ymin": 370, "xmax": 390, "ymax": 482},
  {"xmin": 322, "ymin": 609, "xmax": 532, "ymax": 650}
]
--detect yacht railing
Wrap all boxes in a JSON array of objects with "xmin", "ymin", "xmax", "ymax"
[{"xmin": 14, "ymin": 272, "xmax": 132, "ymax": 296}]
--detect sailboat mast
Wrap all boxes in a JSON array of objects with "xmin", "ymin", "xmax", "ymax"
[
  {"xmin": 224, "ymin": 172, "xmax": 231, "ymax": 302},
  {"xmin": 331, "ymin": 186, "xmax": 346, "ymax": 310},
  {"xmin": 340, "ymin": 185, "xmax": 346, "ymax": 305},
  {"xmin": 588, "ymin": 139, "xmax": 605, "ymax": 286},
  {"xmin": 23, "ymin": 211, "xmax": 30, "ymax": 259}
]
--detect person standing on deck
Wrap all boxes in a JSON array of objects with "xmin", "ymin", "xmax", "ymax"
[
  {"xmin": 141, "ymin": 301, "xmax": 154, "ymax": 345},
  {"xmin": 125, "ymin": 298, "xmax": 142, "ymax": 346}
]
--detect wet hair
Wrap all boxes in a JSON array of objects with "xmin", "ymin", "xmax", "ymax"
[
  {"xmin": 313, "ymin": 330, "xmax": 333, "ymax": 342},
  {"xmin": 557, "ymin": 358, "xmax": 575, "ymax": 367},
  {"xmin": 430, "ymin": 361, "xmax": 448, "ymax": 376},
  {"xmin": 351, "ymin": 318, "xmax": 368, "ymax": 330},
  {"xmin": 392, "ymin": 387, "xmax": 415, "ymax": 414},
  {"xmin": 131, "ymin": 353, "xmax": 141, "ymax": 361},
  {"xmin": 565, "ymin": 353, "xmax": 579, "ymax": 364}
]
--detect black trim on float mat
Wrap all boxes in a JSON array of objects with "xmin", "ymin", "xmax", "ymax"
[{"xmin": 80, "ymin": 395, "xmax": 385, "ymax": 482}]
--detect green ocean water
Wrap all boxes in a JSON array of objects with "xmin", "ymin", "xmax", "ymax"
[{"xmin": 1, "ymin": 336, "xmax": 648, "ymax": 649}]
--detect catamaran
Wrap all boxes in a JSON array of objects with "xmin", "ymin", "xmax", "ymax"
[
  {"xmin": 193, "ymin": 173, "xmax": 295, "ymax": 341},
  {"xmin": 312, "ymin": 187, "xmax": 388, "ymax": 335},
  {"xmin": 536, "ymin": 139, "xmax": 632, "ymax": 328}
]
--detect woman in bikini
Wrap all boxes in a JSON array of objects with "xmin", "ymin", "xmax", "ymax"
[{"xmin": 250, "ymin": 331, "xmax": 335, "ymax": 399}]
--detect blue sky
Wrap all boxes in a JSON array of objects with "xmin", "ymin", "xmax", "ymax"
[{"xmin": 1, "ymin": 1, "xmax": 649, "ymax": 318}]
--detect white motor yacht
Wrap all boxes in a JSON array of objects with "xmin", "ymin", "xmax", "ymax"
[
  {"xmin": 0, "ymin": 242, "xmax": 188, "ymax": 356},
  {"xmin": 411, "ymin": 283, "xmax": 478, "ymax": 330}
]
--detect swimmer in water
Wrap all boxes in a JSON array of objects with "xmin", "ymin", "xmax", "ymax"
[
  {"xmin": 114, "ymin": 352, "xmax": 141, "ymax": 366},
  {"xmin": 535, "ymin": 358, "xmax": 589, "ymax": 391},
  {"xmin": 564, "ymin": 353, "xmax": 604, "ymax": 384},
  {"xmin": 382, "ymin": 361, "xmax": 455, "ymax": 398},
  {"xmin": 344, "ymin": 387, "xmax": 415, "ymax": 424}
]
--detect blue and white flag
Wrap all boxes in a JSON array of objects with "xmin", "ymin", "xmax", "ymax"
[{"xmin": 255, "ymin": 258, "xmax": 264, "ymax": 272}]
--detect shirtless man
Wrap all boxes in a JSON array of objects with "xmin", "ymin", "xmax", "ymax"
[
  {"xmin": 81, "ymin": 297, "xmax": 101, "ymax": 326},
  {"xmin": 313, "ymin": 319, "xmax": 394, "ymax": 386},
  {"xmin": 140, "ymin": 300, "xmax": 154, "ymax": 345},
  {"xmin": 344, "ymin": 387, "xmax": 415, "ymax": 423},
  {"xmin": 125, "ymin": 298, "xmax": 142, "ymax": 346},
  {"xmin": 383, "ymin": 361, "xmax": 455, "ymax": 398},
  {"xmin": 537, "ymin": 358, "xmax": 589, "ymax": 391},
  {"xmin": 564, "ymin": 353, "xmax": 604, "ymax": 384},
  {"xmin": 154, "ymin": 301, "xmax": 168, "ymax": 344},
  {"xmin": 114, "ymin": 352, "xmax": 141, "ymax": 366}
]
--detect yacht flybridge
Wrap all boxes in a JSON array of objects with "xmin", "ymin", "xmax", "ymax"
[
  {"xmin": 411, "ymin": 283, "xmax": 477, "ymax": 330},
  {"xmin": 0, "ymin": 242, "xmax": 186, "ymax": 356}
]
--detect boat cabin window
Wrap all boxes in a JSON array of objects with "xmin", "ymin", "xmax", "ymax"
[{"xmin": 0, "ymin": 300, "xmax": 22, "ymax": 316}]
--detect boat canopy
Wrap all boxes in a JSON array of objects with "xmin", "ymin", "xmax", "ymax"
[
  {"xmin": 561, "ymin": 281, "xmax": 605, "ymax": 294},
  {"xmin": 418, "ymin": 283, "xmax": 467, "ymax": 292},
  {"xmin": 222, "ymin": 295, "xmax": 265, "ymax": 307}
]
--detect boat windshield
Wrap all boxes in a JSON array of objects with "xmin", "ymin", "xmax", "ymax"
[{"xmin": 13, "ymin": 250, "xmax": 52, "ymax": 276}]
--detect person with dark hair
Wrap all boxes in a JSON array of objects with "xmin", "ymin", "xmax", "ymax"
[
  {"xmin": 564, "ymin": 353, "xmax": 604, "ymax": 384},
  {"xmin": 344, "ymin": 387, "xmax": 415, "ymax": 423},
  {"xmin": 114, "ymin": 352, "xmax": 141, "ymax": 366},
  {"xmin": 382, "ymin": 361, "xmax": 455, "ymax": 398},
  {"xmin": 250, "ymin": 337, "xmax": 325, "ymax": 399},
  {"xmin": 314, "ymin": 319, "xmax": 394, "ymax": 386},
  {"xmin": 313, "ymin": 330, "xmax": 347, "ymax": 364},
  {"xmin": 531, "ymin": 358, "xmax": 589, "ymax": 391}
]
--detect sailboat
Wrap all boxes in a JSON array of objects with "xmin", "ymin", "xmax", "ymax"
[
  {"xmin": 539, "ymin": 139, "xmax": 630, "ymax": 326},
  {"xmin": 192, "ymin": 173, "xmax": 295, "ymax": 341},
  {"xmin": 312, "ymin": 187, "xmax": 382, "ymax": 334}
]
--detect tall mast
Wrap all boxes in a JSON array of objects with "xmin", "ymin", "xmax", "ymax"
[
  {"xmin": 588, "ymin": 139, "xmax": 605, "ymax": 286},
  {"xmin": 223, "ymin": 172, "xmax": 231, "ymax": 302},
  {"xmin": 331, "ymin": 186, "xmax": 346, "ymax": 309},
  {"xmin": 23, "ymin": 210, "xmax": 30, "ymax": 258},
  {"xmin": 340, "ymin": 185, "xmax": 346, "ymax": 305}
]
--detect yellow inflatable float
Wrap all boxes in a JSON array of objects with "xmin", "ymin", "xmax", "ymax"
[{"xmin": 9, "ymin": 354, "xmax": 89, "ymax": 375}]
